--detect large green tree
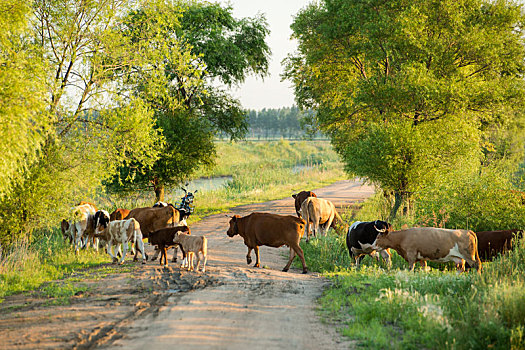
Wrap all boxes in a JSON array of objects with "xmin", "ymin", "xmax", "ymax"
[
  {"xmin": 284, "ymin": 0, "xmax": 525, "ymax": 218},
  {"xmin": 108, "ymin": 1, "xmax": 271, "ymax": 201},
  {"xmin": 0, "ymin": 1, "xmax": 49, "ymax": 200}
]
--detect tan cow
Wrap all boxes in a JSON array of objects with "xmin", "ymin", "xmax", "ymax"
[
  {"xmin": 227, "ymin": 212, "xmax": 307, "ymax": 273},
  {"xmin": 372, "ymin": 227, "xmax": 482, "ymax": 273},
  {"xmin": 299, "ymin": 197, "xmax": 343, "ymax": 241},
  {"xmin": 172, "ymin": 232, "xmax": 207, "ymax": 272},
  {"xmin": 67, "ymin": 203, "xmax": 97, "ymax": 254},
  {"xmin": 292, "ymin": 191, "xmax": 317, "ymax": 218},
  {"xmin": 95, "ymin": 218, "xmax": 147, "ymax": 264},
  {"xmin": 110, "ymin": 208, "xmax": 130, "ymax": 221}
]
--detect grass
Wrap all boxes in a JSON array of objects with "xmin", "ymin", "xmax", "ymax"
[
  {"xmin": 299, "ymin": 223, "xmax": 525, "ymax": 349},
  {"xmin": 1, "ymin": 140, "xmax": 345, "ymax": 300}
]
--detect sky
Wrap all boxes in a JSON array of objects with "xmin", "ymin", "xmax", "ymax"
[{"xmin": 216, "ymin": 0, "xmax": 312, "ymax": 110}]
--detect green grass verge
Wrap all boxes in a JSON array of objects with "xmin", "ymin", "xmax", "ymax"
[{"xmin": 300, "ymin": 230, "xmax": 525, "ymax": 349}]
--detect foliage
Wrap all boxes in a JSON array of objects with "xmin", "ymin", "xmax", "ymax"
[
  {"xmin": 107, "ymin": 0, "xmax": 271, "ymax": 200},
  {"xmin": 0, "ymin": 1, "xmax": 50, "ymax": 200},
  {"xmin": 284, "ymin": 0, "xmax": 525, "ymax": 218}
]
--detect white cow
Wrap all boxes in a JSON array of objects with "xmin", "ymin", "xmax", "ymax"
[{"xmin": 95, "ymin": 218, "xmax": 147, "ymax": 264}]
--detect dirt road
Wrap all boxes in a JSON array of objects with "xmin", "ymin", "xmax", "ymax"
[{"xmin": 0, "ymin": 179, "xmax": 373, "ymax": 349}]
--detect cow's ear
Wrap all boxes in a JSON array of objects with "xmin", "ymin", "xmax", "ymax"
[
  {"xmin": 292, "ymin": 194, "xmax": 297, "ymax": 199},
  {"xmin": 232, "ymin": 216, "xmax": 237, "ymax": 222}
]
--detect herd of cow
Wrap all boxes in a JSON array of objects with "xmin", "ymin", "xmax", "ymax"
[{"xmin": 60, "ymin": 189, "xmax": 523, "ymax": 274}]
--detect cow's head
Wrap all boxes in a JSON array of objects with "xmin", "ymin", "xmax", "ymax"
[
  {"xmin": 227, "ymin": 215, "xmax": 241, "ymax": 237},
  {"xmin": 94, "ymin": 210, "xmax": 110, "ymax": 233},
  {"xmin": 172, "ymin": 231, "xmax": 184, "ymax": 244},
  {"xmin": 372, "ymin": 220, "xmax": 393, "ymax": 249}
]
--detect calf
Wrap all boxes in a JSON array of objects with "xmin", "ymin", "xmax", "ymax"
[
  {"xmin": 95, "ymin": 218, "xmax": 147, "ymax": 264},
  {"xmin": 172, "ymin": 232, "xmax": 207, "ymax": 272},
  {"xmin": 227, "ymin": 212, "xmax": 307, "ymax": 273},
  {"xmin": 475, "ymin": 229, "xmax": 523, "ymax": 261},
  {"xmin": 373, "ymin": 227, "xmax": 482, "ymax": 273},
  {"xmin": 149, "ymin": 226, "xmax": 191, "ymax": 267},
  {"xmin": 346, "ymin": 220, "xmax": 392, "ymax": 267}
]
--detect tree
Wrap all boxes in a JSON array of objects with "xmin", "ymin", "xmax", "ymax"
[
  {"xmin": 108, "ymin": 1, "xmax": 271, "ymax": 201},
  {"xmin": 0, "ymin": 0, "xmax": 170, "ymax": 245},
  {"xmin": 0, "ymin": 1, "xmax": 49, "ymax": 200},
  {"xmin": 284, "ymin": 0, "xmax": 525, "ymax": 218}
]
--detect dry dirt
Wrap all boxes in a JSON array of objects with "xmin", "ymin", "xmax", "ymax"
[{"xmin": 0, "ymin": 179, "xmax": 374, "ymax": 350}]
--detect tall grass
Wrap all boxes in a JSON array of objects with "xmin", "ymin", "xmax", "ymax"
[{"xmin": 1, "ymin": 140, "xmax": 345, "ymax": 300}]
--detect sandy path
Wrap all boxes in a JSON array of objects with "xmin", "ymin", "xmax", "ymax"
[{"xmin": 107, "ymin": 179, "xmax": 374, "ymax": 349}]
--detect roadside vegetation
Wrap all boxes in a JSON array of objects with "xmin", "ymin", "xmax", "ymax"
[
  {"xmin": 0, "ymin": 140, "xmax": 344, "ymax": 300},
  {"xmin": 298, "ymin": 193, "xmax": 525, "ymax": 349}
]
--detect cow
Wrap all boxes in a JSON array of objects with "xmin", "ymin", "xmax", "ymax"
[
  {"xmin": 474, "ymin": 229, "xmax": 523, "ymax": 261},
  {"xmin": 60, "ymin": 219, "xmax": 72, "ymax": 244},
  {"xmin": 125, "ymin": 206, "xmax": 179, "ymax": 238},
  {"xmin": 78, "ymin": 201, "xmax": 97, "ymax": 211},
  {"xmin": 149, "ymin": 226, "xmax": 191, "ymax": 267},
  {"xmin": 125, "ymin": 206, "xmax": 180, "ymax": 261},
  {"xmin": 292, "ymin": 191, "xmax": 317, "ymax": 218},
  {"xmin": 299, "ymin": 197, "xmax": 344, "ymax": 241},
  {"xmin": 346, "ymin": 220, "xmax": 392, "ymax": 267},
  {"xmin": 95, "ymin": 218, "xmax": 147, "ymax": 264},
  {"xmin": 372, "ymin": 227, "xmax": 482, "ymax": 273},
  {"xmin": 110, "ymin": 208, "xmax": 130, "ymax": 221},
  {"xmin": 67, "ymin": 203, "xmax": 97, "ymax": 254},
  {"xmin": 226, "ymin": 212, "xmax": 307, "ymax": 273},
  {"xmin": 153, "ymin": 202, "xmax": 191, "ymax": 224},
  {"xmin": 172, "ymin": 232, "xmax": 207, "ymax": 272}
]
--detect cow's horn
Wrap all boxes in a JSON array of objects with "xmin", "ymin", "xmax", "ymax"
[{"xmin": 374, "ymin": 225, "xmax": 386, "ymax": 233}]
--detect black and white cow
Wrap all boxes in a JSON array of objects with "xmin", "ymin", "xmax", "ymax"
[{"xmin": 346, "ymin": 220, "xmax": 393, "ymax": 267}]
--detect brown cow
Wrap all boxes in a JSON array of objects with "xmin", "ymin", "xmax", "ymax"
[
  {"xmin": 110, "ymin": 208, "xmax": 130, "ymax": 221},
  {"xmin": 475, "ymin": 229, "xmax": 523, "ymax": 261},
  {"xmin": 149, "ymin": 226, "xmax": 191, "ymax": 267},
  {"xmin": 292, "ymin": 191, "xmax": 317, "ymax": 218},
  {"xmin": 300, "ymin": 197, "xmax": 344, "ymax": 241},
  {"xmin": 226, "ymin": 212, "xmax": 307, "ymax": 273},
  {"xmin": 125, "ymin": 206, "xmax": 179, "ymax": 261},
  {"xmin": 373, "ymin": 227, "xmax": 482, "ymax": 273}
]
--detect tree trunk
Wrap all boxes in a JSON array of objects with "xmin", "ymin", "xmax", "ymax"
[
  {"xmin": 389, "ymin": 191, "xmax": 403, "ymax": 222},
  {"xmin": 152, "ymin": 177, "xmax": 164, "ymax": 202}
]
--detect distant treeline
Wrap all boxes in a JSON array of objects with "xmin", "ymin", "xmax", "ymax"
[{"xmin": 246, "ymin": 106, "xmax": 324, "ymax": 140}]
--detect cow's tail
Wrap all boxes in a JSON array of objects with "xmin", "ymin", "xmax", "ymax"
[
  {"xmin": 301, "ymin": 200, "xmax": 311, "ymax": 241},
  {"xmin": 470, "ymin": 230, "xmax": 482, "ymax": 273}
]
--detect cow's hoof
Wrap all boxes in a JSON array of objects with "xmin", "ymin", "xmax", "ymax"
[
  {"xmin": 282, "ymin": 268, "xmax": 289, "ymax": 272},
  {"xmin": 133, "ymin": 257, "xmax": 138, "ymax": 262},
  {"xmin": 142, "ymin": 260, "xmax": 146, "ymax": 265},
  {"xmin": 112, "ymin": 258, "xmax": 118, "ymax": 263},
  {"xmin": 172, "ymin": 258, "xmax": 177, "ymax": 263},
  {"xmin": 302, "ymin": 269, "xmax": 308, "ymax": 274},
  {"xmin": 151, "ymin": 257, "xmax": 157, "ymax": 261},
  {"xmin": 254, "ymin": 263, "xmax": 260, "ymax": 268},
  {"xmin": 246, "ymin": 257, "xmax": 252, "ymax": 264}
]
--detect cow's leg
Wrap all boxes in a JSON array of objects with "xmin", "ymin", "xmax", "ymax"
[
  {"xmin": 283, "ymin": 247, "xmax": 296, "ymax": 272},
  {"xmin": 136, "ymin": 238, "xmax": 147, "ymax": 264},
  {"xmin": 201, "ymin": 251, "xmax": 207, "ymax": 273},
  {"xmin": 287, "ymin": 242, "xmax": 307, "ymax": 273},
  {"xmin": 380, "ymin": 249, "xmax": 392, "ymax": 268},
  {"xmin": 195, "ymin": 251, "xmax": 201, "ymax": 271},
  {"xmin": 187, "ymin": 252, "xmax": 194, "ymax": 271},
  {"xmin": 118, "ymin": 241, "xmax": 128, "ymax": 265},
  {"xmin": 323, "ymin": 216, "xmax": 334, "ymax": 236},
  {"xmin": 107, "ymin": 242, "xmax": 118, "ymax": 263},
  {"xmin": 162, "ymin": 246, "xmax": 168, "ymax": 267},
  {"xmin": 304, "ymin": 222, "xmax": 310, "ymax": 243},
  {"xmin": 253, "ymin": 246, "xmax": 260, "ymax": 268},
  {"xmin": 179, "ymin": 245, "xmax": 187, "ymax": 267},
  {"xmin": 150, "ymin": 247, "xmax": 160, "ymax": 261},
  {"xmin": 171, "ymin": 245, "xmax": 178, "ymax": 263},
  {"xmin": 246, "ymin": 248, "xmax": 253, "ymax": 265}
]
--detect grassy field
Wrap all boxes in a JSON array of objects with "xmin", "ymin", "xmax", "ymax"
[
  {"xmin": 298, "ymin": 201, "xmax": 525, "ymax": 349},
  {"xmin": 0, "ymin": 140, "xmax": 345, "ymax": 300}
]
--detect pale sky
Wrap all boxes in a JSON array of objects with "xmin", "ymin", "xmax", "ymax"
[{"xmin": 216, "ymin": 0, "xmax": 313, "ymax": 110}]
